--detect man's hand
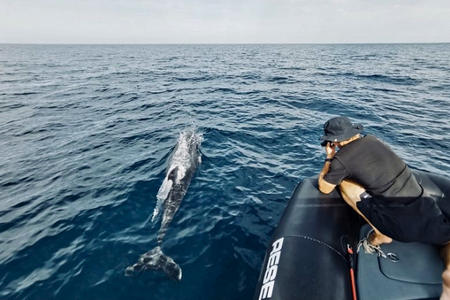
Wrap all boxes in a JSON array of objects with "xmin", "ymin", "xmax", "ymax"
[{"xmin": 325, "ymin": 142, "xmax": 336, "ymax": 159}]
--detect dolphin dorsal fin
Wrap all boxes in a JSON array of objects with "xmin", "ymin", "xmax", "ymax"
[
  {"xmin": 153, "ymin": 171, "xmax": 176, "ymax": 222},
  {"xmin": 167, "ymin": 166, "xmax": 179, "ymax": 181}
]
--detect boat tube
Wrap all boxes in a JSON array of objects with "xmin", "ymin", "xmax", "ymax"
[{"xmin": 254, "ymin": 171, "xmax": 449, "ymax": 300}]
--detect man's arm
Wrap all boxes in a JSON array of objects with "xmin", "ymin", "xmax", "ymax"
[
  {"xmin": 318, "ymin": 142, "xmax": 337, "ymax": 194},
  {"xmin": 318, "ymin": 160, "xmax": 337, "ymax": 194}
]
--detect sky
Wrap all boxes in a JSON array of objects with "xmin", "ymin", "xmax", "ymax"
[{"xmin": 1, "ymin": 0, "xmax": 449, "ymax": 44}]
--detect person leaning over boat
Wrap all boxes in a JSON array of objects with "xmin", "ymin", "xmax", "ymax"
[{"xmin": 317, "ymin": 116, "xmax": 450, "ymax": 300}]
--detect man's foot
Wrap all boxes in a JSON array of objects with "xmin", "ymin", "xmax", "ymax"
[
  {"xmin": 368, "ymin": 231, "xmax": 392, "ymax": 246},
  {"xmin": 358, "ymin": 230, "xmax": 393, "ymax": 255},
  {"xmin": 441, "ymin": 269, "xmax": 450, "ymax": 300}
]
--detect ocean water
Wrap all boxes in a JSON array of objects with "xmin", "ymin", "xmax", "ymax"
[{"xmin": 0, "ymin": 44, "xmax": 449, "ymax": 300}]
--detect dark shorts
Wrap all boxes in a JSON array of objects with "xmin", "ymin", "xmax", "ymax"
[{"xmin": 356, "ymin": 192, "xmax": 450, "ymax": 245}]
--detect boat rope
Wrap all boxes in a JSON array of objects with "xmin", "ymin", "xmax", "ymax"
[
  {"xmin": 356, "ymin": 229, "xmax": 399, "ymax": 262},
  {"xmin": 346, "ymin": 244, "xmax": 358, "ymax": 300}
]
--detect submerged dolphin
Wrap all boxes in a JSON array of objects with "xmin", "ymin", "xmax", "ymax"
[{"xmin": 125, "ymin": 130, "xmax": 202, "ymax": 280}]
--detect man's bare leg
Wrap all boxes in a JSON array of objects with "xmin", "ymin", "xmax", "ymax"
[
  {"xmin": 339, "ymin": 179, "xmax": 392, "ymax": 245},
  {"xmin": 440, "ymin": 243, "xmax": 450, "ymax": 300}
]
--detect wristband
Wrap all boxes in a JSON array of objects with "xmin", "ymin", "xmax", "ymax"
[{"xmin": 325, "ymin": 158, "xmax": 332, "ymax": 162}]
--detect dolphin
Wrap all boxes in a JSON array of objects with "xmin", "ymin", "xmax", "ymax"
[{"xmin": 125, "ymin": 130, "xmax": 202, "ymax": 280}]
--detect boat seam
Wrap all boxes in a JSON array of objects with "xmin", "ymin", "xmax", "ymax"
[{"xmin": 282, "ymin": 234, "xmax": 347, "ymax": 262}]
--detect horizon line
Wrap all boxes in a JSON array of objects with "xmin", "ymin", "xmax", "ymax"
[{"xmin": 1, "ymin": 42, "xmax": 449, "ymax": 46}]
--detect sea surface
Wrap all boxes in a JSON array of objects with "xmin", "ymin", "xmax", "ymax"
[{"xmin": 0, "ymin": 44, "xmax": 449, "ymax": 300}]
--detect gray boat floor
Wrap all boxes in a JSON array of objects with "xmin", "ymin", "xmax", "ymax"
[{"xmin": 357, "ymin": 225, "xmax": 443, "ymax": 300}]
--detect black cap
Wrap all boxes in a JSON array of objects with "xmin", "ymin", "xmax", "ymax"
[{"xmin": 321, "ymin": 116, "xmax": 363, "ymax": 146}]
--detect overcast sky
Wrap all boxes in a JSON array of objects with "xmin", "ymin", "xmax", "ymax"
[{"xmin": 1, "ymin": 0, "xmax": 449, "ymax": 43}]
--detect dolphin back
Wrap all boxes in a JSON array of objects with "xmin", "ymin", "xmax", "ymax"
[
  {"xmin": 125, "ymin": 246, "xmax": 182, "ymax": 281},
  {"xmin": 151, "ymin": 130, "xmax": 202, "ymax": 224}
]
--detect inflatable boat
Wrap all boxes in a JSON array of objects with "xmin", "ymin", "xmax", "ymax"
[{"xmin": 254, "ymin": 171, "xmax": 450, "ymax": 300}]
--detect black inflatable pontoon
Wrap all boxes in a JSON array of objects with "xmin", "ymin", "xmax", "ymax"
[{"xmin": 254, "ymin": 171, "xmax": 449, "ymax": 300}]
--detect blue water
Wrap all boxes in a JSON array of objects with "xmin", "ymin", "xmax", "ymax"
[{"xmin": 0, "ymin": 44, "xmax": 449, "ymax": 300}]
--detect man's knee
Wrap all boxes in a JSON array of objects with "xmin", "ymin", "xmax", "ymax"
[
  {"xmin": 340, "ymin": 179, "xmax": 365, "ymax": 190},
  {"xmin": 339, "ymin": 180, "xmax": 366, "ymax": 198}
]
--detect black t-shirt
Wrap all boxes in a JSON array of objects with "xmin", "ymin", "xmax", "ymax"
[{"xmin": 324, "ymin": 135, "xmax": 422, "ymax": 198}]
